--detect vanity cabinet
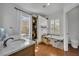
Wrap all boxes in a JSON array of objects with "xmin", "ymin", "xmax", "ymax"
[{"xmin": 10, "ymin": 44, "xmax": 35, "ymax": 56}]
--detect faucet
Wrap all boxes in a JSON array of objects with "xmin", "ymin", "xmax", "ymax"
[{"xmin": 3, "ymin": 37, "xmax": 14, "ymax": 47}]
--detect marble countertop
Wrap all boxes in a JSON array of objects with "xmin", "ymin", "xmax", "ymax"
[{"xmin": 43, "ymin": 35, "xmax": 64, "ymax": 40}]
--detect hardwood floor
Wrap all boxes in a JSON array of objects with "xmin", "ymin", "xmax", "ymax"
[
  {"xmin": 35, "ymin": 43, "xmax": 64, "ymax": 56},
  {"xmin": 35, "ymin": 43, "xmax": 79, "ymax": 56},
  {"xmin": 64, "ymin": 44, "xmax": 79, "ymax": 56},
  {"xmin": 10, "ymin": 43, "xmax": 79, "ymax": 56}
]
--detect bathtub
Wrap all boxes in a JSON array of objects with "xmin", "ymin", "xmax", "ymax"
[{"xmin": 0, "ymin": 39, "xmax": 35, "ymax": 56}]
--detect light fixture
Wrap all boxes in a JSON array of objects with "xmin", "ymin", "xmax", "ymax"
[
  {"xmin": 42, "ymin": 3, "xmax": 50, "ymax": 8},
  {"xmin": 47, "ymin": 3, "xmax": 50, "ymax": 6}
]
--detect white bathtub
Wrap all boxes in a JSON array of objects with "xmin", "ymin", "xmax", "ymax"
[{"xmin": 0, "ymin": 39, "xmax": 35, "ymax": 56}]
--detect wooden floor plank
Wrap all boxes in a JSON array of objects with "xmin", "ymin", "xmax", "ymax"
[{"xmin": 35, "ymin": 43, "xmax": 64, "ymax": 56}]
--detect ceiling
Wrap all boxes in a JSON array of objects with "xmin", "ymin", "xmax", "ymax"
[{"xmin": 16, "ymin": 3, "xmax": 65, "ymax": 16}]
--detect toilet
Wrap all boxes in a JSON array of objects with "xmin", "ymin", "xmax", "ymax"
[
  {"xmin": 71, "ymin": 39, "xmax": 79, "ymax": 48},
  {"xmin": 69, "ymin": 33, "xmax": 79, "ymax": 49}
]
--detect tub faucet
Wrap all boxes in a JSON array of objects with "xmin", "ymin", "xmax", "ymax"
[{"xmin": 3, "ymin": 37, "xmax": 14, "ymax": 47}]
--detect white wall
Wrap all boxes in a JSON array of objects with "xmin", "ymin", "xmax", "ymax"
[
  {"xmin": 67, "ymin": 5, "xmax": 79, "ymax": 47},
  {"xmin": 0, "ymin": 3, "xmax": 20, "ymax": 34},
  {"xmin": 0, "ymin": 4, "xmax": 4, "ymax": 27},
  {"xmin": 3, "ymin": 4, "xmax": 17, "ymax": 31}
]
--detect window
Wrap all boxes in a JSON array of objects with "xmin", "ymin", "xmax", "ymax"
[
  {"xmin": 20, "ymin": 15, "xmax": 30, "ymax": 34},
  {"xmin": 51, "ymin": 19, "xmax": 60, "ymax": 34},
  {"xmin": 20, "ymin": 13, "xmax": 31, "ymax": 39}
]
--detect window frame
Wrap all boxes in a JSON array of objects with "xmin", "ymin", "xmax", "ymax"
[{"xmin": 50, "ymin": 19, "xmax": 60, "ymax": 35}]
